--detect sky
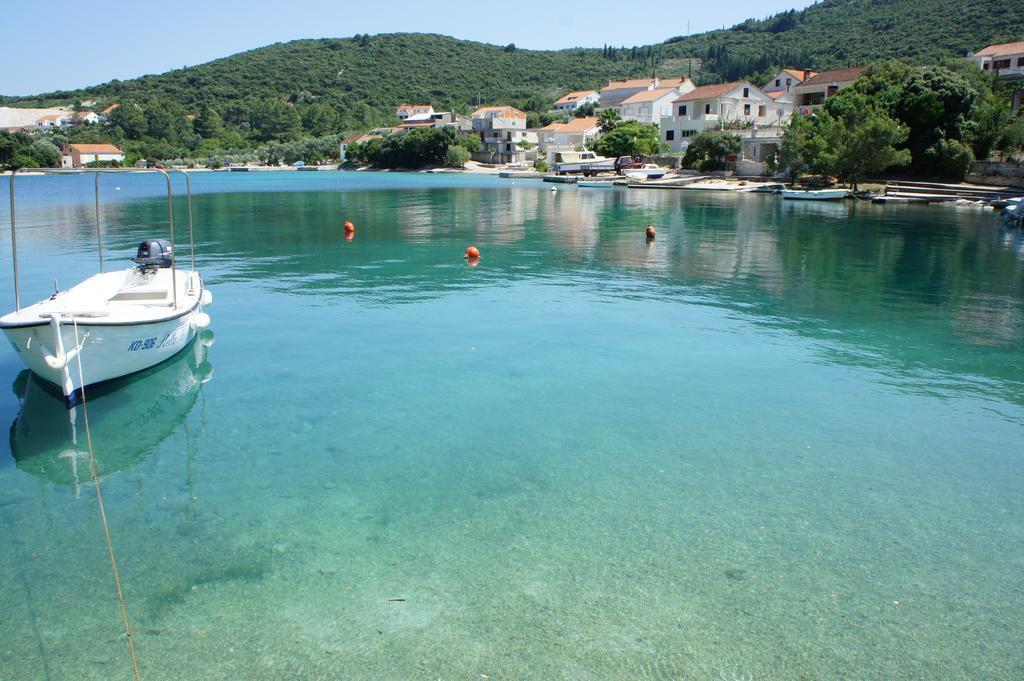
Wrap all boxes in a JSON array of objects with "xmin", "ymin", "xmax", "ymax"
[{"xmin": 0, "ymin": 0, "xmax": 818, "ymax": 96}]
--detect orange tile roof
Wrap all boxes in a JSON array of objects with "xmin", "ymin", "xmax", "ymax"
[
  {"xmin": 783, "ymin": 68, "xmax": 816, "ymax": 80},
  {"xmin": 38, "ymin": 114, "xmax": 64, "ymax": 120},
  {"xmin": 471, "ymin": 106, "xmax": 525, "ymax": 118},
  {"xmin": 541, "ymin": 116, "xmax": 600, "ymax": 134},
  {"xmin": 798, "ymin": 67, "xmax": 866, "ymax": 88},
  {"xmin": 69, "ymin": 143, "xmax": 123, "ymax": 154},
  {"xmin": 621, "ymin": 87, "xmax": 679, "ymax": 104},
  {"xmin": 659, "ymin": 77, "xmax": 690, "ymax": 88},
  {"xmin": 674, "ymin": 81, "xmax": 748, "ymax": 103},
  {"xmin": 101, "ymin": 104, "xmax": 120, "ymax": 114},
  {"xmin": 555, "ymin": 90, "xmax": 597, "ymax": 105},
  {"xmin": 601, "ymin": 78, "xmax": 655, "ymax": 92},
  {"xmin": 975, "ymin": 41, "xmax": 1024, "ymax": 57}
]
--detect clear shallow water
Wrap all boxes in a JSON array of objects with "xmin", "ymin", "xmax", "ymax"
[{"xmin": 0, "ymin": 171, "xmax": 1022, "ymax": 680}]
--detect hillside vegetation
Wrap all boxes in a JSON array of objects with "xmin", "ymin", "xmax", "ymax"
[{"xmin": 1, "ymin": 0, "xmax": 1022, "ymax": 168}]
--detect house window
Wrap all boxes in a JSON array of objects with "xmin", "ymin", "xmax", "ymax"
[
  {"xmin": 775, "ymin": 79, "xmax": 780, "ymax": 87},
  {"xmin": 680, "ymin": 130, "xmax": 696, "ymax": 138},
  {"xmin": 743, "ymin": 87, "xmax": 749, "ymax": 97},
  {"xmin": 994, "ymin": 59, "xmax": 1011, "ymax": 69},
  {"xmin": 666, "ymin": 130, "xmax": 675, "ymax": 141},
  {"xmin": 1018, "ymin": 57, "xmax": 1024, "ymax": 67},
  {"xmin": 743, "ymin": 104, "xmax": 751, "ymax": 115},
  {"xmin": 704, "ymin": 104, "xmax": 711, "ymax": 114},
  {"xmin": 758, "ymin": 105, "xmax": 767, "ymax": 117},
  {"xmin": 786, "ymin": 78, "xmax": 792, "ymax": 86},
  {"xmin": 678, "ymin": 104, "xmax": 687, "ymax": 116},
  {"xmin": 983, "ymin": 63, "xmax": 990, "ymax": 70},
  {"xmin": 827, "ymin": 85, "xmax": 839, "ymax": 96}
]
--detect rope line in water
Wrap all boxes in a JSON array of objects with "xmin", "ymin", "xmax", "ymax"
[{"xmin": 72, "ymin": 319, "xmax": 143, "ymax": 681}]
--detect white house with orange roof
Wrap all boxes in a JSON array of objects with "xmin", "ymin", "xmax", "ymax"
[
  {"xmin": 597, "ymin": 77, "xmax": 695, "ymax": 112},
  {"xmin": 617, "ymin": 87, "xmax": 686, "ymax": 124},
  {"xmin": 61, "ymin": 143, "xmax": 125, "ymax": 168},
  {"xmin": 37, "ymin": 112, "xmax": 71, "ymax": 129},
  {"xmin": 793, "ymin": 67, "xmax": 866, "ymax": 114},
  {"xmin": 536, "ymin": 117, "xmax": 602, "ymax": 160},
  {"xmin": 659, "ymin": 81, "xmax": 789, "ymax": 162},
  {"xmin": 471, "ymin": 106, "xmax": 530, "ymax": 164},
  {"xmin": 396, "ymin": 104, "xmax": 435, "ymax": 121},
  {"xmin": 968, "ymin": 41, "xmax": 1024, "ymax": 78},
  {"xmin": 554, "ymin": 90, "xmax": 599, "ymax": 113},
  {"xmin": 762, "ymin": 69, "xmax": 816, "ymax": 98}
]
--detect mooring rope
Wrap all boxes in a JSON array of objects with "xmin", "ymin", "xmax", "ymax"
[{"xmin": 71, "ymin": 319, "xmax": 142, "ymax": 681}]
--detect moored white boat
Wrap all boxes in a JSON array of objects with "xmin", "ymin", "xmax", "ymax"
[
  {"xmin": 0, "ymin": 168, "xmax": 212, "ymax": 402},
  {"xmin": 622, "ymin": 164, "xmax": 668, "ymax": 181},
  {"xmin": 782, "ymin": 188, "xmax": 850, "ymax": 201}
]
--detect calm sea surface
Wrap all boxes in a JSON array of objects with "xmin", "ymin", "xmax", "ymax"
[{"xmin": 0, "ymin": 171, "xmax": 1021, "ymax": 680}]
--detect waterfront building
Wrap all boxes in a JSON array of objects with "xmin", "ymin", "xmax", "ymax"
[
  {"xmin": 470, "ymin": 106, "xmax": 529, "ymax": 164},
  {"xmin": 617, "ymin": 87, "xmax": 684, "ymax": 124},
  {"xmin": 61, "ymin": 143, "xmax": 124, "ymax": 168},
  {"xmin": 536, "ymin": 116, "xmax": 602, "ymax": 161},
  {"xmin": 339, "ymin": 133, "xmax": 381, "ymax": 162}
]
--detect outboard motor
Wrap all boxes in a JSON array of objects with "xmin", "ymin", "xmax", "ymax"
[{"xmin": 133, "ymin": 239, "xmax": 174, "ymax": 271}]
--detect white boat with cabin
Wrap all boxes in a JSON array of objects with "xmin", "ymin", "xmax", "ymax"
[
  {"xmin": 781, "ymin": 188, "xmax": 850, "ymax": 201},
  {"xmin": 553, "ymin": 151, "xmax": 615, "ymax": 175},
  {"xmin": 622, "ymin": 164, "xmax": 668, "ymax": 181},
  {"xmin": 1, "ymin": 168, "xmax": 212, "ymax": 402}
]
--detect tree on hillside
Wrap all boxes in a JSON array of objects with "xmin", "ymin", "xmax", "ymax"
[
  {"xmin": 193, "ymin": 105, "xmax": 224, "ymax": 138},
  {"xmin": 302, "ymin": 103, "xmax": 340, "ymax": 137},
  {"xmin": 108, "ymin": 103, "xmax": 147, "ymax": 140},
  {"xmin": 251, "ymin": 99, "xmax": 301, "ymax": 141}
]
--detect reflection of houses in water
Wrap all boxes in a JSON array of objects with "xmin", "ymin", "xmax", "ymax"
[
  {"xmin": 952, "ymin": 294, "xmax": 1023, "ymax": 347},
  {"xmin": 393, "ymin": 189, "xmax": 535, "ymax": 244},
  {"xmin": 9, "ymin": 332, "xmax": 214, "ymax": 494},
  {"xmin": 537, "ymin": 189, "xmax": 618, "ymax": 259}
]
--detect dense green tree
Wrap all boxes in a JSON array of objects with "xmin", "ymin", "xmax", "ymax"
[
  {"xmin": 251, "ymin": 99, "xmax": 301, "ymax": 141},
  {"xmin": 573, "ymin": 102, "xmax": 597, "ymax": 118},
  {"xmin": 598, "ymin": 109, "xmax": 622, "ymax": 133},
  {"xmin": 681, "ymin": 131, "xmax": 741, "ymax": 171},
  {"xmin": 144, "ymin": 99, "xmax": 192, "ymax": 144},
  {"xmin": 593, "ymin": 122, "xmax": 665, "ymax": 159},
  {"xmin": 108, "ymin": 103, "xmax": 146, "ymax": 140},
  {"xmin": 923, "ymin": 138, "xmax": 975, "ymax": 180},
  {"xmin": 967, "ymin": 97, "xmax": 1009, "ymax": 161},
  {"xmin": 445, "ymin": 145, "xmax": 470, "ymax": 167},
  {"xmin": 193, "ymin": 105, "xmax": 224, "ymax": 138},
  {"xmin": 999, "ymin": 115, "xmax": 1024, "ymax": 160},
  {"xmin": 301, "ymin": 103, "xmax": 340, "ymax": 136}
]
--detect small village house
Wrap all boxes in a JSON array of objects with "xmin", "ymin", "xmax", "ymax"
[
  {"xmin": 554, "ymin": 90, "xmax": 599, "ymax": 113},
  {"xmin": 397, "ymin": 110, "xmax": 473, "ymax": 132},
  {"xmin": 967, "ymin": 41, "xmax": 1024, "ymax": 79},
  {"xmin": 597, "ymin": 77, "xmax": 695, "ymax": 112},
  {"xmin": 73, "ymin": 111, "xmax": 100, "ymax": 125},
  {"xmin": 792, "ymin": 67, "xmax": 866, "ymax": 114},
  {"xmin": 762, "ymin": 69, "xmax": 816, "ymax": 98},
  {"xmin": 471, "ymin": 106, "xmax": 530, "ymax": 164},
  {"xmin": 36, "ymin": 113, "xmax": 70, "ymax": 129},
  {"xmin": 61, "ymin": 143, "xmax": 125, "ymax": 168},
  {"xmin": 339, "ymin": 133, "xmax": 381, "ymax": 162},
  {"xmin": 617, "ymin": 87, "xmax": 684, "ymax": 124},
  {"xmin": 396, "ymin": 104, "xmax": 435, "ymax": 121},
  {"xmin": 536, "ymin": 117, "xmax": 602, "ymax": 161},
  {"xmin": 659, "ymin": 81, "xmax": 789, "ymax": 171}
]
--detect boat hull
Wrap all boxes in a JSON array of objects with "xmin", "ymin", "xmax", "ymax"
[
  {"xmin": 3, "ymin": 312, "xmax": 200, "ymax": 399},
  {"xmin": 782, "ymin": 189, "xmax": 849, "ymax": 201}
]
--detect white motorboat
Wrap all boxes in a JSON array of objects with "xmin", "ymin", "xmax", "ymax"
[
  {"xmin": 1, "ymin": 168, "xmax": 212, "ymax": 402},
  {"xmin": 622, "ymin": 164, "xmax": 668, "ymax": 181},
  {"xmin": 781, "ymin": 188, "xmax": 850, "ymax": 201}
]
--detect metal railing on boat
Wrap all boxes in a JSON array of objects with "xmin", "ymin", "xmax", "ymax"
[{"xmin": 7, "ymin": 167, "xmax": 197, "ymax": 311}]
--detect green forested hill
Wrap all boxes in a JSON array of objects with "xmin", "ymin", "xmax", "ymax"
[
  {"xmin": 7, "ymin": 0, "xmax": 1023, "ymax": 118},
  {"xmin": 2, "ymin": 0, "xmax": 1022, "ymax": 168}
]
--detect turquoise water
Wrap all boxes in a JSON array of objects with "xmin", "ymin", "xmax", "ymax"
[{"xmin": 0, "ymin": 171, "xmax": 1022, "ymax": 680}]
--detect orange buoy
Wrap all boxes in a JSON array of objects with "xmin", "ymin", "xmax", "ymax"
[
  {"xmin": 645, "ymin": 224, "xmax": 656, "ymax": 240},
  {"xmin": 344, "ymin": 220, "xmax": 355, "ymax": 234},
  {"xmin": 344, "ymin": 232, "xmax": 354, "ymax": 241},
  {"xmin": 464, "ymin": 245, "xmax": 480, "ymax": 259}
]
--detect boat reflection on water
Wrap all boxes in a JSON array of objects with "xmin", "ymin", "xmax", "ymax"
[{"xmin": 9, "ymin": 330, "xmax": 214, "ymax": 491}]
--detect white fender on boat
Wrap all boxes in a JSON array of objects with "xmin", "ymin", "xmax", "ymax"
[
  {"xmin": 201, "ymin": 289, "xmax": 213, "ymax": 306},
  {"xmin": 191, "ymin": 312, "xmax": 211, "ymax": 329}
]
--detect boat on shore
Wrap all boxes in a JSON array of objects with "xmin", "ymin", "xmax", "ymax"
[
  {"xmin": 622, "ymin": 164, "xmax": 668, "ymax": 181},
  {"xmin": 0, "ymin": 168, "xmax": 213, "ymax": 403},
  {"xmin": 782, "ymin": 188, "xmax": 850, "ymax": 201}
]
